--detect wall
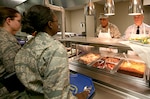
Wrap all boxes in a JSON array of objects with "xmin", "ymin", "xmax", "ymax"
[
  {"xmin": 95, "ymin": 3, "xmax": 104, "ymax": 33},
  {"xmin": 143, "ymin": 6, "xmax": 150, "ymax": 24},
  {"xmin": 70, "ymin": 9, "xmax": 85, "ymax": 34},
  {"xmin": 64, "ymin": 3, "xmax": 104, "ymax": 34},
  {"xmin": 64, "ymin": 9, "xmax": 84, "ymax": 34},
  {"xmin": 109, "ymin": 1, "xmax": 133, "ymax": 35},
  {"xmin": 65, "ymin": 11, "xmax": 71, "ymax": 32}
]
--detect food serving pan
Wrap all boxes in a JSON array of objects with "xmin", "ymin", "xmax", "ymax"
[
  {"xmin": 116, "ymin": 59, "xmax": 146, "ymax": 78},
  {"xmin": 90, "ymin": 56, "xmax": 123, "ymax": 73},
  {"xmin": 76, "ymin": 52, "xmax": 101, "ymax": 65}
]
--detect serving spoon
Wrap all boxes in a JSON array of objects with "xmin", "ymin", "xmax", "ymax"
[{"xmin": 123, "ymin": 52, "xmax": 131, "ymax": 66}]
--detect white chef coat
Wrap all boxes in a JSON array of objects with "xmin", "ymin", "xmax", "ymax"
[{"xmin": 124, "ymin": 23, "xmax": 150, "ymax": 40}]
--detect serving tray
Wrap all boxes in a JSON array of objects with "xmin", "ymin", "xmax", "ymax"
[{"xmin": 70, "ymin": 73, "xmax": 95, "ymax": 99}]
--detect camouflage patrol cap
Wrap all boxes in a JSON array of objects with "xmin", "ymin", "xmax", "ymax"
[{"xmin": 98, "ymin": 13, "xmax": 109, "ymax": 19}]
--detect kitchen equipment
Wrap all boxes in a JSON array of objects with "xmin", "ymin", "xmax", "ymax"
[{"xmin": 123, "ymin": 52, "xmax": 131, "ymax": 66}]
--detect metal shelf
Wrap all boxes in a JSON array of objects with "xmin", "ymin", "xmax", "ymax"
[{"xmin": 60, "ymin": 37, "xmax": 131, "ymax": 53}]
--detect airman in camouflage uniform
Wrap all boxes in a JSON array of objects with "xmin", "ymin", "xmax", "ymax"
[
  {"xmin": 14, "ymin": 5, "xmax": 89, "ymax": 99},
  {"xmin": 0, "ymin": 28, "xmax": 21, "ymax": 77},
  {"xmin": 96, "ymin": 22, "xmax": 121, "ymax": 38},
  {"xmin": 0, "ymin": 6, "xmax": 22, "ymax": 98},
  {"xmin": 15, "ymin": 32, "xmax": 77, "ymax": 99},
  {"xmin": 96, "ymin": 13, "xmax": 121, "ymax": 38}
]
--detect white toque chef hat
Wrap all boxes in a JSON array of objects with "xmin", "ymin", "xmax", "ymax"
[{"xmin": 98, "ymin": 13, "xmax": 109, "ymax": 19}]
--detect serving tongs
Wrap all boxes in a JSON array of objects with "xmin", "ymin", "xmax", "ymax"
[
  {"xmin": 98, "ymin": 60, "xmax": 105, "ymax": 65},
  {"xmin": 123, "ymin": 52, "xmax": 131, "ymax": 66}
]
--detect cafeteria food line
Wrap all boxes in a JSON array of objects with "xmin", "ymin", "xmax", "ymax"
[{"xmin": 61, "ymin": 37, "xmax": 150, "ymax": 99}]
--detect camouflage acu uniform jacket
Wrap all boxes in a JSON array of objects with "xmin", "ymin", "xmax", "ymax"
[
  {"xmin": 0, "ymin": 28, "xmax": 21, "ymax": 77},
  {"xmin": 15, "ymin": 32, "xmax": 76, "ymax": 99},
  {"xmin": 96, "ymin": 22, "xmax": 121, "ymax": 38}
]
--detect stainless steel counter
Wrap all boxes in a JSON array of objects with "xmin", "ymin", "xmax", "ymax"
[
  {"xmin": 60, "ymin": 37, "xmax": 132, "ymax": 52},
  {"xmin": 69, "ymin": 62, "xmax": 150, "ymax": 99},
  {"xmin": 93, "ymin": 82, "xmax": 140, "ymax": 99},
  {"xmin": 61, "ymin": 37, "xmax": 150, "ymax": 99}
]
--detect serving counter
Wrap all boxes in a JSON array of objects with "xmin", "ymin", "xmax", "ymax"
[
  {"xmin": 60, "ymin": 37, "xmax": 131, "ymax": 53},
  {"xmin": 60, "ymin": 37, "xmax": 150, "ymax": 99}
]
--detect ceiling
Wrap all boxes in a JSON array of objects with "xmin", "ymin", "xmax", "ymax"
[
  {"xmin": 0, "ymin": 0, "xmax": 27, "ymax": 8},
  {"xmin": 51, "ymin": 0, "xmax": 129, "ymax": 10},
  {"xmin": 3, "ymin": 0, "xmax": 145, "ymax": 13},
  {"xmin": 0, "ymin": 0, "xmax": 128, "ymax": 10}
]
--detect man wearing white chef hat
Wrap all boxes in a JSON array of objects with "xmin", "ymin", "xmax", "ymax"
[
  {"xmin": 96, "ymin": 13, "xmax": 121, "ymax": 38},
  {"xmin": 124, "ymin": 14, "xmax": 150, "ymax": 40}
]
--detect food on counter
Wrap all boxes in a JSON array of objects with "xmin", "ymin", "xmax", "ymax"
[
  {"xmin": 130, "ymin": 37, "xmax": 142, "ymax": 41},
  {"xmin": 102, "ymin": 57, "xmax": 120, "ymax": 64},
  {"xmin": 79, "ymin": 53, "xmax": 100, "ymax": 64},
  {"xmin": 92, "ymin": 60, "xmax": 105, "ymax": 69},
  {"xmin": 130, "ymin": 37, "xmax": 150, "ymax": 44},
  {"xmin": 118, "ymin": 60, "xmax": 146, "ymax": 78},
  {"xmin": 92, "ymin": 62, "xmax": 116, "ymax": 70},
  {"xmin": 101, "ymin": 57, "xmax": 120, "ymax": 70},
  {"xmin": 91, "ymin": 57, "xmax": 120, "ymax": 70},
  {"xmin": 106, "ymin": 63, "xmax": 115, "ymax": 70},
  {"xmin": 139, "ymin": 37, "xmax": 150, "ymax": 44}
]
